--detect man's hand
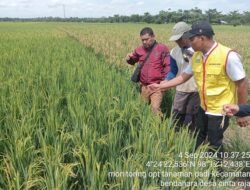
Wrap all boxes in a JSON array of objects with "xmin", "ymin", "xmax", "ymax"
[
  {"xmin": 223, "ymin": 104, "xmax": 239, "ymax": 116},
  {"xmin": 126, "ymin": 50, "xmax": 134, "ymax": 61},
  {"xmin": 236, "ymin": 117, "xmax": 250, "ymax": 127},
  {"xmin": 223, "ymin": 104, "xmax": 250, "ymax": 127},
  {"xmin": 148, "ymin": 83, "xmax": 161, "ymax": 92},
  {"xmin": 149, "ymin": 80, "xmax": 171, "ymax": 92}
]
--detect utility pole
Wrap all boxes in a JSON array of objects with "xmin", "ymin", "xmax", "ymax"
[{"xmin": 63, "ymin": 4, "xmax": 66, "ymax": 18}]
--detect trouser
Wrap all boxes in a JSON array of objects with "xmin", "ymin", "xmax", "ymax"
[
  {"xmin": 195, "ymin": 107, "xmax": 229, "ymax": 158},
  {"xmin": 140, "ymin": 84, "xmax": 163, "ymax": 117},
  {"xmin": 173, "ymin": 112, "xmax": 197, "ymax": 131},
  {"xmin": 172, "ymin": 91, "xmax": 200, "ymax": 131}
]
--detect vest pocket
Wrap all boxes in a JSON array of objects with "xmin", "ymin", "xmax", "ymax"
[
  {"xmin": 206, "ymin": 67, "xmax": 221, "ymax": 75},
  {"xmin": 206, "ymin": 86, "xmax": 226, "ymax": 96},
  {"xmin": 206, "ymin": 68, "xmax": 228, "ymax": 86}
]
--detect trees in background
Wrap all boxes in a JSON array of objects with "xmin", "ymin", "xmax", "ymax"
[{"xmin": 1, "ymin": 8, "xmax": 250, "ymax": 25}]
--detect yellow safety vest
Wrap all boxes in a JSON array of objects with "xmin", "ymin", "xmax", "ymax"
[{"xmin": 192, "ymin": 43, "xmax": 237, "ymax": 114}]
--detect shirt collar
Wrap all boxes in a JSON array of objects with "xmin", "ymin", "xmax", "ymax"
[{"xmin": 202, "ymin": 41, "xmax": 217, "ymax": 59}]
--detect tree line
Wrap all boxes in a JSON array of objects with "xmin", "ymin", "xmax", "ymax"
[{"xmin": 1, "ymin": 8, "xmax": 250, "ymax": 25}]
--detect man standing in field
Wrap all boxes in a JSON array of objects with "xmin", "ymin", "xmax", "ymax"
[
  {"xmin": 126, "ymin": 27, "xmax": 170, "ymax": 117},
  {"xmin": 149, "ymin": 21, "xmax": 248, "ymax": 158},
  {"xmin": 166, "ymin": 22, "xmax": 200, "ymax": 130}
]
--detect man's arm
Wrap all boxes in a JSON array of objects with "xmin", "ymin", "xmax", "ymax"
[
  {"xmin": 149, "ymin": 72, "xmax": 193, "ymax": 91},
  {"xmin": 226, "ymin": 51, "xmax": 248, "ymax": 127},
  {"xmin": 235, "ymin": 78, "xmax": 249, "ymax": 127},
  {"xmin": 236, "ymin": 78, "xmax": 248, "ymax": 104},
  {"xmin": 161, "ymin": 45, "xmax": 171, "ymax": 76},
  {"xmin": 236, "ymin": 104, "xmax": 250, "ymax": 117}
]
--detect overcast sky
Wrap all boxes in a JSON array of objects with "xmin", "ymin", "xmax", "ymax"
[{"xmin": 0, "ymin": 0, "xmax": 249, "ymax": 18}]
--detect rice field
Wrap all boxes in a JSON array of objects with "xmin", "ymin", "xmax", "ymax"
[{"xmin": 0, "ymin": 22, "xmax": 249, "ymax": 190}]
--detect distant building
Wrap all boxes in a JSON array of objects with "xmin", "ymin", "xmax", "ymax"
[{"xmin": 218, "ymin": 19, "xmax": 228, "ymax": 24}]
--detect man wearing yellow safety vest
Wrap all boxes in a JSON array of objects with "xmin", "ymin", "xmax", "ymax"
[{"xmin": 149, "ymin": 21, "xmax": 248, "ymax": 158}]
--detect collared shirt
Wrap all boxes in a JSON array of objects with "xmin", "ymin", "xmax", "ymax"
[
  {"xmin": 127, "ymin": 42, "xmax": 170, "ymax": 85},
  {"xmin": 184, "ymin": 42, "xmax": 245, "ymax": 81}
]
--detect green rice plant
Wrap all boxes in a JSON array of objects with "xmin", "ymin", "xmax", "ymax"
[{"xmin": 0, "ymin": 22, "xmax": 247, "ymax": 190}]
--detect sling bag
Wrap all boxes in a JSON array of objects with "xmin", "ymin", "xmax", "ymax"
[{"xmin": 131, "ymin": 42, "xmax": 157, "ymax": 83}]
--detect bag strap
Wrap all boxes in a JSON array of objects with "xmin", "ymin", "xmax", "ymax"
[{"xmin": 140, "ymin": 41, "xmax": 157, "ymax": 69}]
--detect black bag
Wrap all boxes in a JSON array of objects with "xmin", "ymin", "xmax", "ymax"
[
  {"xmin": 130, "ymin": 42, "xmax": 157, "ymax": 83},
  {"xmin": 131, "ymin": 64, "xmax": 143, "ymax": 82}
]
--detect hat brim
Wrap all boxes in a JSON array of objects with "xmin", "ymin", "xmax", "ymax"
[
  {"xmin": 182, "ymin": 31, "xmax": 197, "ymax": 39},
  {"xmin": 169, "ymin": 34, "xmax": 182, "ymax": 41}
]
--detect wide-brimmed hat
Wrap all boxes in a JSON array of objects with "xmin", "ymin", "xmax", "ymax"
[{"xmin": 169, "ymin": 22, "xmax": 190, "ymax": 41}]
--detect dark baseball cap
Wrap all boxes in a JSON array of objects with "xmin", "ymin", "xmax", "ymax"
[{"xmin": 183, "ymin": 20, "xmax": 215, "ymax": 39}]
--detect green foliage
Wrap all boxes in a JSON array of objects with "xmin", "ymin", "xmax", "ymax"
[
  {"xmin": 0, "ymin": 22, "xmax": 244, "ymax": 189},
  {"xmin": 2, "ymin": 8, "xmax": 250, "ymax": 25},
  {"xmin": 226, "ymin": 131, "xmax": 250, "ymax": 172}
]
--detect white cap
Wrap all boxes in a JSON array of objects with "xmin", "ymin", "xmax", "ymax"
[{"xmin": 169, "ymin": 22, "xmax": 190, "ymax": 41}]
